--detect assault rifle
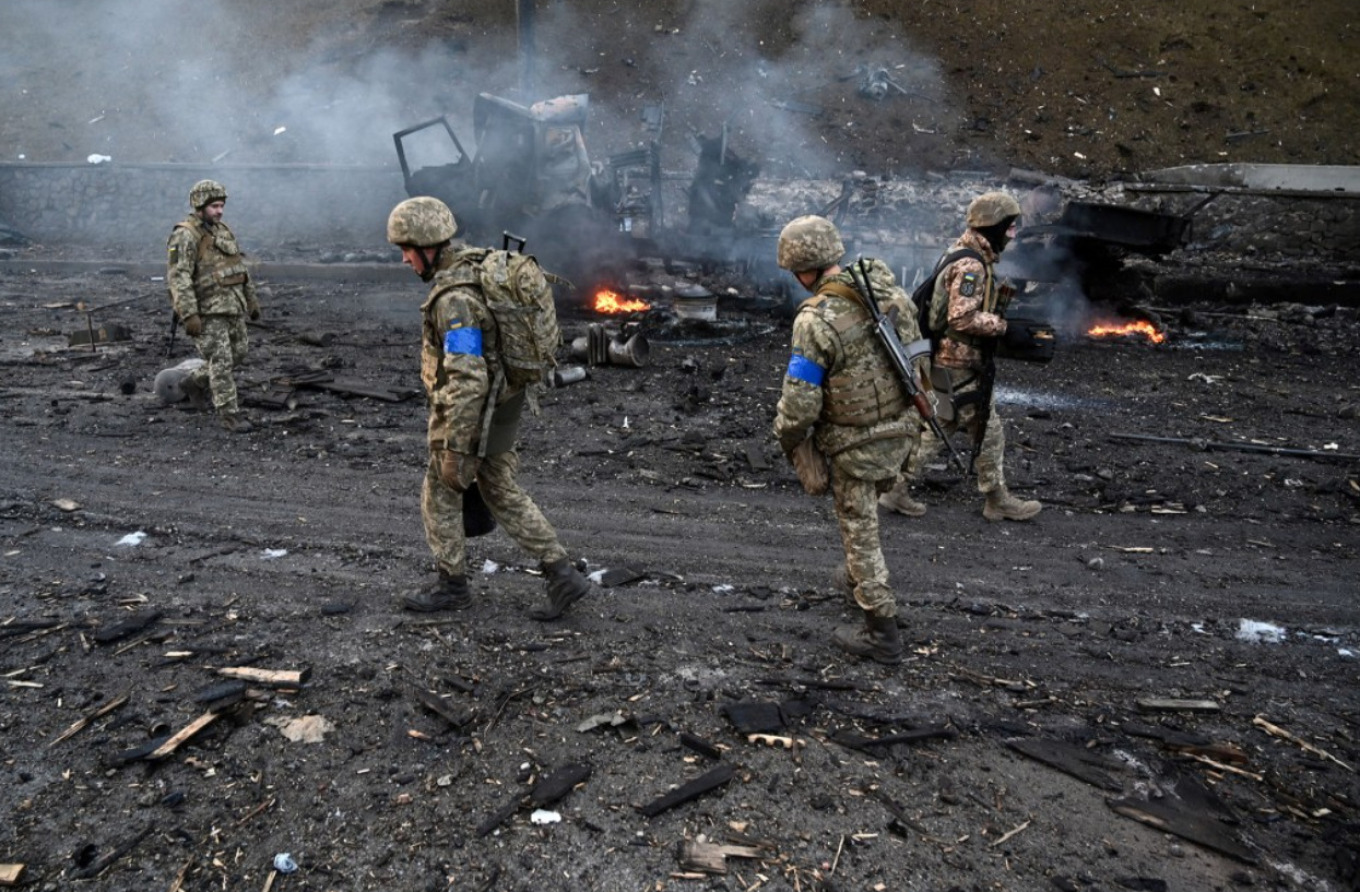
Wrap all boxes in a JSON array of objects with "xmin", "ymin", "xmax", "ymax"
[{"xmin": 851, "ymin": 257, "xmax": 970, "ymax": 474}]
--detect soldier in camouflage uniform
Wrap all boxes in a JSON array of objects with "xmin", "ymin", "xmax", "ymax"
[
  {"xmin": 386, "ymin": 196, "xmax": 595, "ymax": 620},
  {"xmin": 773, "ymin": 215, "xmax": 919, "ymax": 665},
  {"xmin": 166, "ymin": 179, "xmax": 260, "ymax": 433},
  {"xmin": 879, "ymin": 191, "xmax": 1041, "ymax": 522}
]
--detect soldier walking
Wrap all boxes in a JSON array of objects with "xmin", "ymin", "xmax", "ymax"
[
  {"xmin": 879, "ymin": 191, "xmax": 1042, "ymax": 522},
  {"xmin": 166, "ymin": 179, "xmax": 260, "ymax": 433},
  {"xmin": 386, "ymin": 196, "xmax": 595, "ymax": 620},
  {"xmin": 773, "ymin": 215, "xmax": 919, "ymax": 665}
]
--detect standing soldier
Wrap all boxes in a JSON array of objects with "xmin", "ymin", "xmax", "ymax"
[
  {"xmin": 773, "ymin": 215, "xmax": 918, "ymax": 665},
  {"xmin": 878, "ymin": 191, "xmax": 1042, "ymax": 522},
  {"xmin": 386, "ymin": 196, "xmax": 594, "ymax": 620},
  {"xmin": 166, "ymin": 179, "xmax": 260, "ymax": 433}
]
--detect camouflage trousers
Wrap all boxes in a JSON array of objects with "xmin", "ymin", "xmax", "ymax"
[
  {"xmin": 421, "ymin": 447, "xmax": 568, "ymax": 577},
  {"xmin": 904, "ymin": 367, "xmax": 1006, "ymax": 493},
  {"xmin": 832, "ymin": 468, "xmax": 898, "ymax": 619},
  {"xmin": 186, "ymin": 315, "xmax": 248, "ymax": 414}
]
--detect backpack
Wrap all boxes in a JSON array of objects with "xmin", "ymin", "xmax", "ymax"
[
  {"xmin": 456, "ymin": 248, "xmax": 561, "ymax": 389},
  {"xmin": 913, "ymin": 248, "xmax": 983, "ymax": 350}
]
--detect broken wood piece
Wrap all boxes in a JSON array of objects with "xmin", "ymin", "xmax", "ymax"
[
  {"xmin": 147, "ymin": 710, "xmax": 221, "ymax": 760},
  {"xmin": 676, "ymin": 838, "xmax": 764, "ymax": 875},
  {"xmin": 93, "ymin": 609, "xmax": 163, "ymax": 644},
  {"xmin": 1108, "ymin": 796, "xmax": 1257, "ymax": 863},
  {"xmin": 830, "ymin": 726, "xmax": 957, "ymax": 754},
  {"xmin": 217, "ymin": 666, "xmax": 311, "ymax": 687},
  {"xmin": 1006, "ymin": 737, "xmax": 1125, "ymax": 792},
  {"xmin": 1136, "ymin": 698, "xmax": 1221, "ymax": 713},
  {"xmin": 0, "ymin": 864, "xmax": 25, "ymax": 887},
  {"xmin": 1252, "ymin": 715, "xmax": 1354, "ymax": 773},
  {"xmin": 410, "ymin": 686, "xmax": 469, "ymax": 729},
  {"xmin": 70, "ymin": 824, "xmax": 155, "ymax": 879},
  {"xmin": 640, "ymin": 764, "xmax": 736, "ymax": 818},
  {"xmin": 50, "ymin": 690, "xmax": 130, "ymax": 746},
  {"xmin": 747, "ymin": 733, "xmax": 797, "ymax": 749},
  {"xmin": 476, "ymin": 795, "xmax": 528, "ymax": 838},
  {"xmin": 679, "ymin": 731, "xmax": 723, "ymax": 760},
  {"xmin": 530, "ymin": 762, "xmax": 592, "ymax": 807},
  {"xmin": 988, "ymin": 818, "xmax": 1032, "ymax": 848},
  {"xmin": 1180, "ymin": 752, "xmax": 1263, "ymax": 781}
]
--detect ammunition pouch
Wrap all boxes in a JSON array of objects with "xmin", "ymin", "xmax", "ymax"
[
  {"xmin": 997, "ymin": 317, "xmax": 1056, "ymax": 364},
  {"xmin": 822, "ymin": 368, "xmax": 906, "ymax": 427}
]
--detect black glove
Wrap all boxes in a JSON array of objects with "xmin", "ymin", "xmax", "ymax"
[
  {"xmin": 183, "ymin": 314, "xmax": 203, "ymax": 338},
  {"xmin": 246, "ymin": 298, "xmax": 261, "ymax": 321}
]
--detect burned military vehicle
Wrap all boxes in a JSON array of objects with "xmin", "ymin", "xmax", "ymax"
[
  {"xmin": 394, "ymin": 92, "xmax": 626, "ymax": 288},
  {"xmin": 394, "ymin": 93, "xmax": 774, "ymax": 296}
]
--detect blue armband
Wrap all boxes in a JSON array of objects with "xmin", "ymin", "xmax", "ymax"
[
  {"xmin": 786, "ymin": 353, "xmax": 825, "ymax": 387},
  {"xmin": 444, "ymin": 326, "xmax": 483, "ymax": 357}
]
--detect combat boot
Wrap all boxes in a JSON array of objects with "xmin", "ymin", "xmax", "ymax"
[
  {"xmin": 831, "ymin": 612, "xmax": 903, "ymax": 665},
  {"xmin": 982, "ymin": 487, "xmax": 1041, "ymax": 522},
  {"xmin": 219, "ymin": 412, "xmax": 255, "ymax": 434},
  {"xmin": 402, "ymin": 571, "xmax": 471, "ymax": 612},
  {"xmin": 530, "ymin": 557, "xmax": 592, "ymax": 621},
  {"xmin": 878, "ymin": 480, "xmax": 927, "ymax": 517}
]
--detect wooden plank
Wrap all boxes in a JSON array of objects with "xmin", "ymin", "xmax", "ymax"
[
  {"xmin": 679, "ymin": 731, "xmax": 723, "ymax": 760},
  {"xmin": 147, "ymin": 711, "xmax": 220, "ymax": 760},
  {"xmin": 640, "ymin": 764, "xmax": 735, "ymax": 818},
  {"xmin": 50, "ymin": 690, "xmax": 129, "ymax": 746},
  {"xmin": 217, "ymin": 666, "xmax": 311, "ymax": 687},
  {"xmin": 1006, "ymin": 737, "xmax": 1125, "ymax": 792},
  {"xmin": 0, "ymin": 864, "xmax": 26, "ymax": 886}
]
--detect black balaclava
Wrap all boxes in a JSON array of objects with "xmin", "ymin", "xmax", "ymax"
[{"xmin": 976, "ymin": 215, "xmax": 1019, "ymax": 254}]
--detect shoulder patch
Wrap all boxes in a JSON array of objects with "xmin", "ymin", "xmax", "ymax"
[{"xmin": 959, "ymin": 273, "xmax": 978, "ymax": 298}]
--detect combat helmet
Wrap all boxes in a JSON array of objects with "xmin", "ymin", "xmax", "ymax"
[
  {"xmin": 777, "ymin": 215, "xmax": 845, "ymax": 273},
  {"xmin": 189, "ymin": 179, "xmax": 227, "ymax": 210},
  {"xmin": 965, "ymin": 191, "xmax": 1022, "ymax": 229},
  {"xmin": 386, "ymin": 197, "xmax": 458, "ymax": 247}
]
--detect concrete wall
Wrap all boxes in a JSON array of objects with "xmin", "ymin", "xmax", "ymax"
[{"xmin": 0, "ymin": 162, "xmax": 406, "ymax": 254}]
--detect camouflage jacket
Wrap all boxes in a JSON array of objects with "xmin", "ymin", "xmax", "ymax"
[
  {"xmin": 774, "ymin": 260, "xmax": 915, "ymax": 481},
  {"xmin": 419, "ymin": 248, "xmax": 517, "ymax": 452},
  {"xmin": 166, "ymin": 217, "xmax": 257, "ymax": 320},
  {"xmin": 933, "ymin": 228, "xmax": 1008, "ymax": 370}
]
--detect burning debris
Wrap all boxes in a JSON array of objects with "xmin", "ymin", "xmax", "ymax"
[{"xmin": 1087, "ymin": 319, "xmax": 1167, "ymax": 344}]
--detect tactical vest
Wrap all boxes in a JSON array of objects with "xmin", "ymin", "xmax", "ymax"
[
  {"xmin": 934, "ymin": 253, "xmax": 1012, "ymax": 349},
  {"xmin": 805, "ymin": 280, "xmax": 907, "ymax": 428},
  {"xmin": 173, "ymin": 218, "xmax": 249, "ymax": 305}
]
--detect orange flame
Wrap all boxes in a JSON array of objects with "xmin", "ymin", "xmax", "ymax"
[
  {"xmin": 1087, "ymin": 319, "xmax": 1166, "ymax": 344},
  {"xmin": 592, "ymin": 289, "xmax": 650, "ymax": 314}
]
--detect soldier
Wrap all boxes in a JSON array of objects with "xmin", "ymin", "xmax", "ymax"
[
  {"xmin": 773, "ymin": 215, "xmax": 918, "ymax": 665},
  {"xmin": 386, "ymin": 196, "xmax": 595, "ymax": 620},
  {"xmin": 879, "ymin": 191, "xmax": 1042, "ymax": 522},
  {"xmin": 166, "ymin": 179, "xmax": 260, "ymax": 433}
]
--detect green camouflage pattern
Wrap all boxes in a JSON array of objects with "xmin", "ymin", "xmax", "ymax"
[
  {"xmin": 775, "ymin": 258, "xmax": 918, "ymax": 623},
  {"xmin": 776, "ymin": 215, "xmax": 845, "ymax": 272},
  {"xmin": 182, "ymin": 315, "xmax": 249, "ymax": 414},
  {"xmin": 189, "ymin": 179, "xmax": 227, "ymax": 209},
  {"xmin": 167, "ymin": 217, "xmax": 255, "ymax": 319},
  {"xmin": 832, "ymin": 470, "xmax": 898, "ymax": 618},
  {"xmin": 903, "ymin": 368, "xmax": 1008, "ymax": 493},
  {"xmin": 775, "ymin": 265, "xmax": 916, "ymax": 474},
  {"xmin": 387, "ymin": 196, "xmax": 458, "ymax": 246},
  {"xmin": 421, "ymin": 448, "xmax": 567, "ymax": 577},
  {"xmin": 965, "ymin": 190, "xmax": 1022, "ymax": 228}
]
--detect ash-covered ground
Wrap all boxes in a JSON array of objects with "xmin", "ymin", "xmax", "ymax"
[{"xmin": 1, "ymin": 256, "xmax": 1358, "ymax": 891}]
